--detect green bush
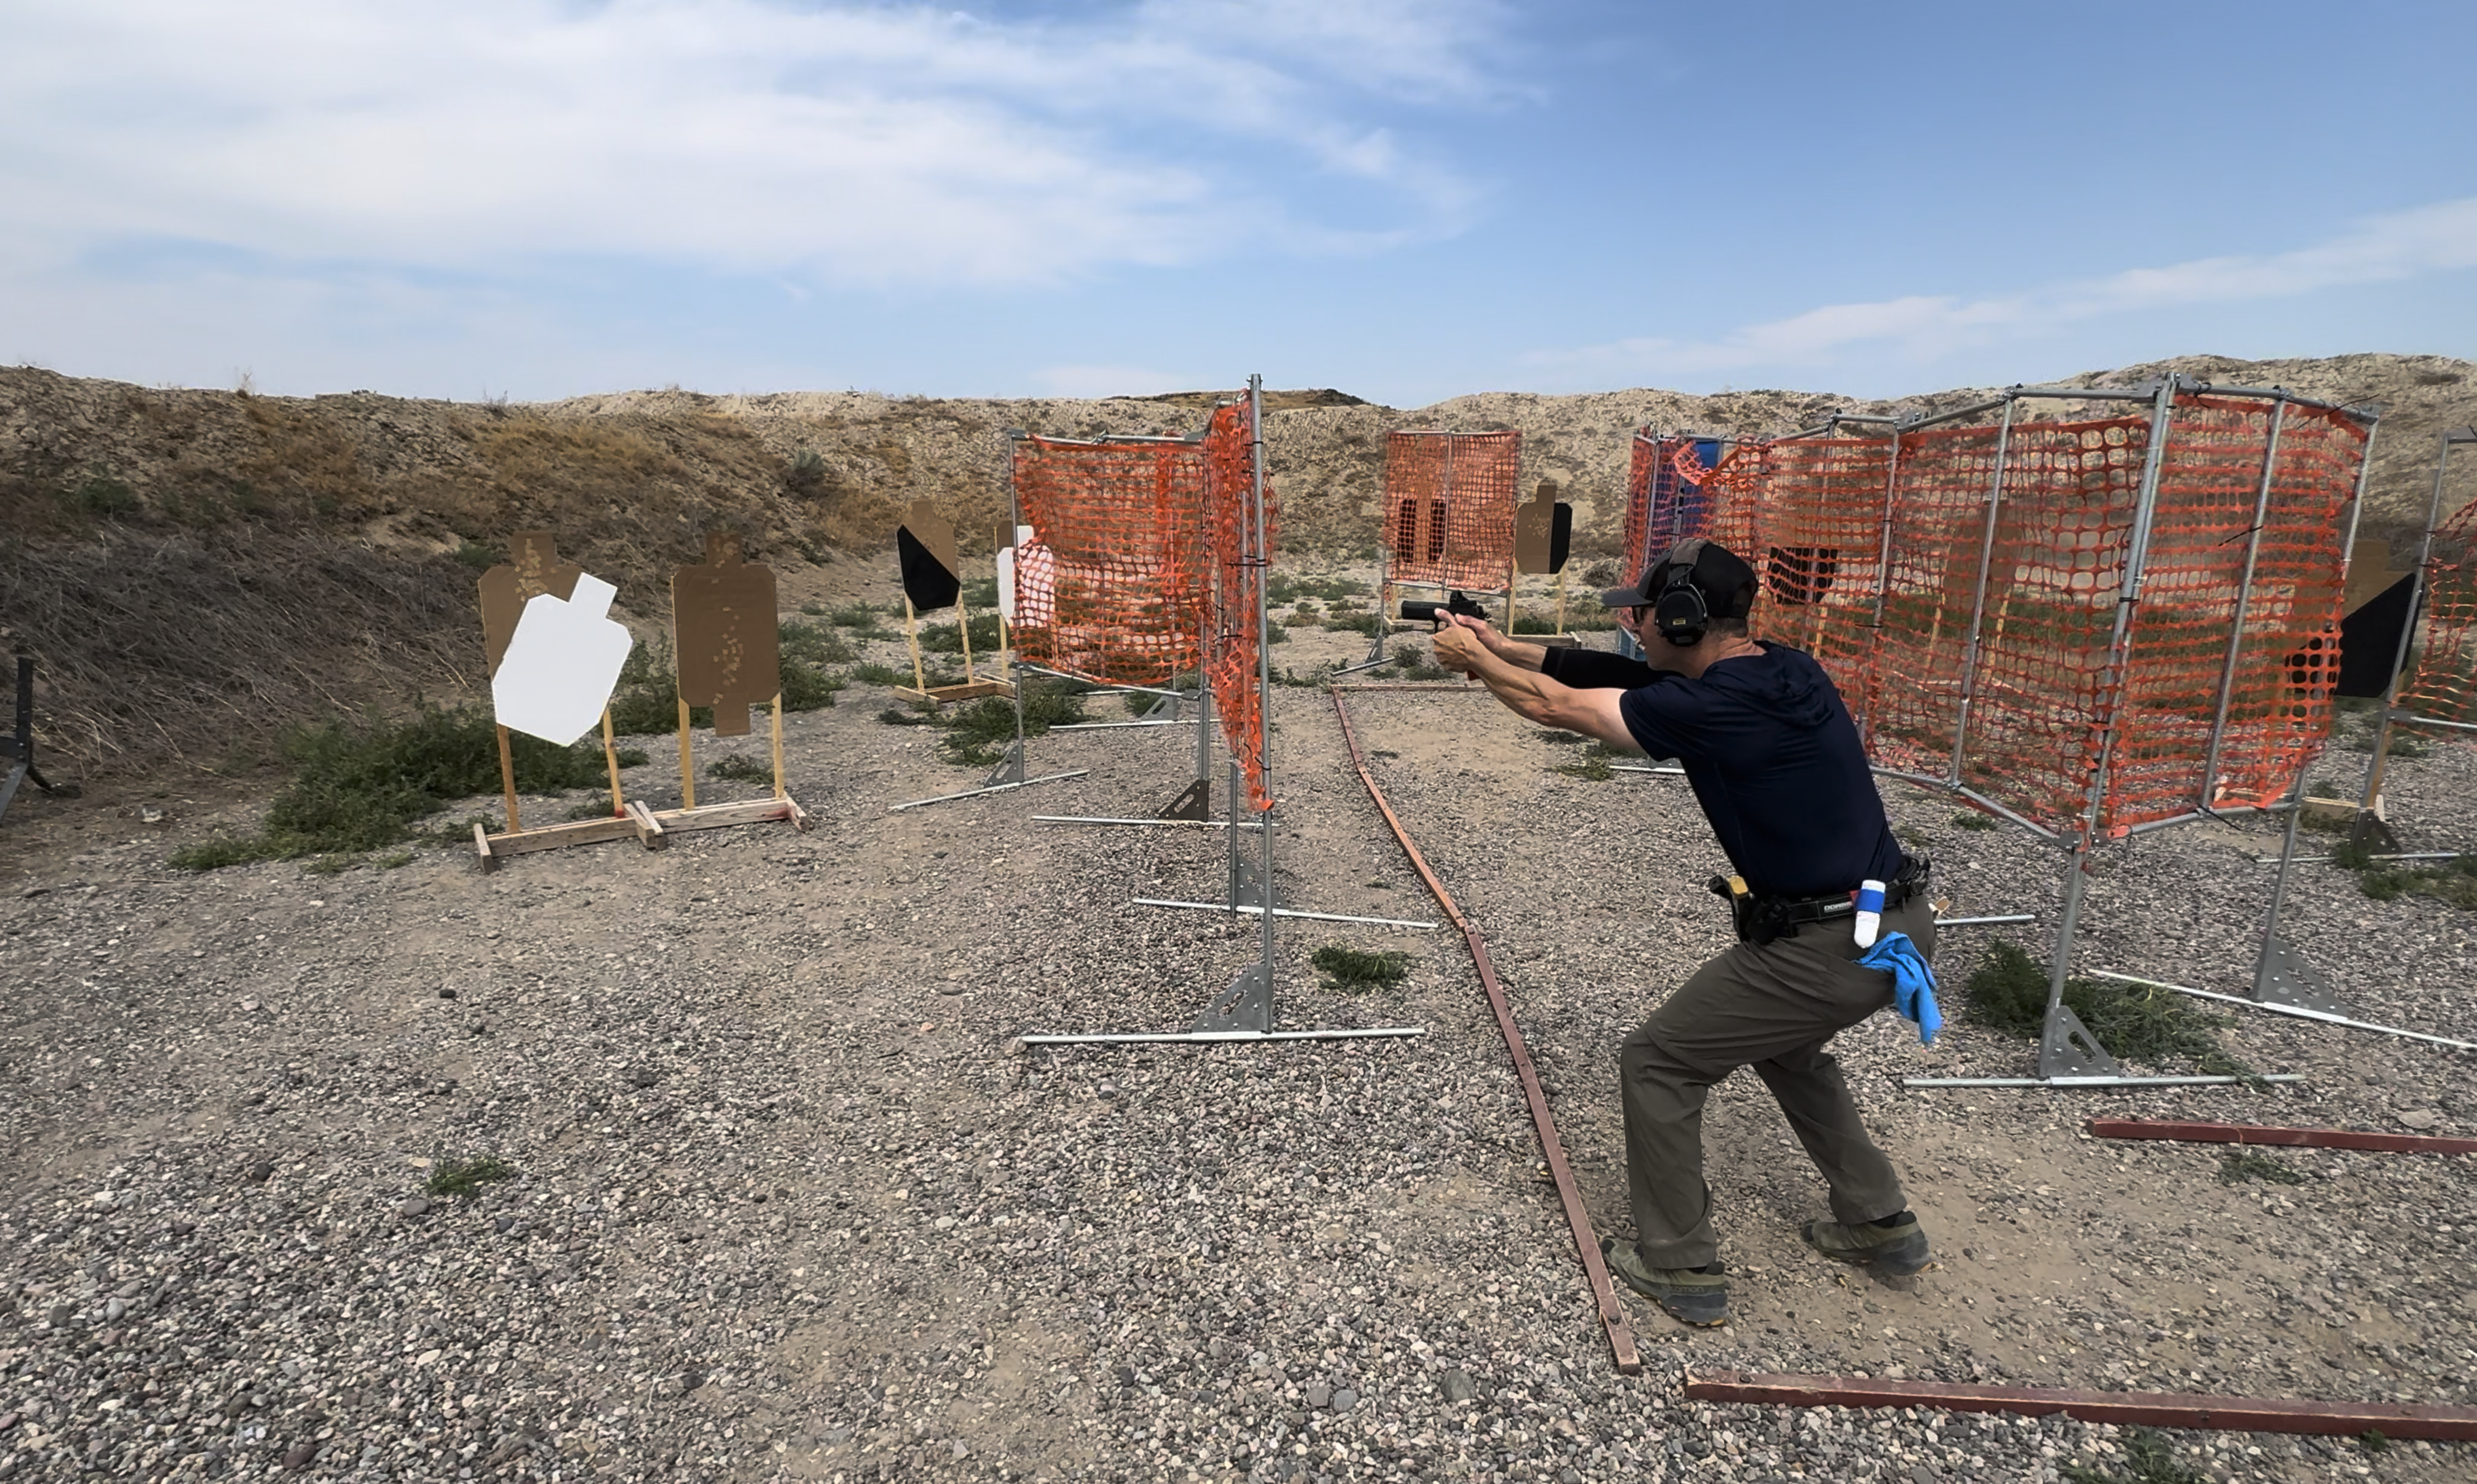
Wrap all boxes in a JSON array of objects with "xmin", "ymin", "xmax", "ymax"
[
  {"xmin": 2059, "ymin": 1425, "xmax": 2211, "ymax": 1484},
  {"xmin": 1552, "ymin": 744, "xmax": 1615, "ymax": 782},
  {"xmin": 1269, "ymin": 575, "xmax": 1368, "ymax": 605},
  {"xmin": 937, "ymin": 682, "xmax": 1087, "ymax": 766},
  {"xmin": 170, "ymin": 703, "xmax": 623, "ymax": 869},
  {"xmin": 427, "ymin": 1155, "xmax": 517, "ymax": 1199},
  {"xmin": 1964, "ymin": 941, "xmax": 2255, "ymax": 1078},
  {"xmin": 2218, "ymin": 1150, "xmax": 2304, "ymax": 1186},
  {"xmin": 68, "ymin": 467, "xmax": 140, "ymax": 519},
  {"xmin": 1311, "ymin": 945, "xmax": 1411, "ymax": 992},
  {"xmin": 919, "ymin": 612, "xmax": 1002, "ymax": 654},
  {"xmin": 823, "ymin": 602, "xmax": 894, "ymax": 639},
  {"xmin": 2357, "ymin": 854, "xmax": 2477, "ymax": 908},
  {"xmin": 779, "ymin": 617, "xmax": 855, "ymax": 667}
]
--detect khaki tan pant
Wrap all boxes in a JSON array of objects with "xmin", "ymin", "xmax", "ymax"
[{"xmin": 1618, "ymin": 893, "xmax": 1936, "ymax": 1268}]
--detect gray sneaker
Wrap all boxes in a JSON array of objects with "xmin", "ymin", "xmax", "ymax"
[
  {"xmin": 1800, "ymin": 1212, "xmax": 1933, "ymax": 1276},
  {"xmin": 1601, "ymin": 1238, "xmax": 1728, "ymax": 1327}
]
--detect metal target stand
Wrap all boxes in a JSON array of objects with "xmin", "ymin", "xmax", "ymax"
[
  {"xmin": 0, "ymin": 653, "xmax": 69, "ymax": 826},
  {"xmin": 2093, "ymin": 425, "xmax": 2477, "ymax": 1055},
  {"xmin": 903, "ymin": 429, "xmax": 1235, "ymax": 818},
  {"xmin": 1023, "ymin": 378, "xmax": 1426, "ymax": 1048},
  {"xmin": 1728, "ymin": 376, "xmax": 2375, "ymax": 1090}
]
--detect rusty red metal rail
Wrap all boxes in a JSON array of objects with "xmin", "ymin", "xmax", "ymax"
[
  {"xmin": 1685, "ymin": 1370, "xmax": 2477, "ymax": 1441},
  {"xmin": 1328, "ymin": 686, "xmax": 1642, "ymax": 1375},
  {"xmin": 2087, "ymin": 1118, "xmax": 2477, "ymax": 1156}
]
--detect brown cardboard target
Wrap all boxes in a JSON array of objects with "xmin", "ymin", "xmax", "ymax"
[
  {"xmin": 896, "ymin": 500, "xmax": 962, "ymax": 612},
  {"xmin": 478, "ymin": 531, "xmax": 584, "ymax": 676},
  {"xmin": 672, "ymin": 529, "xmax": 780, "ymax": 737}
]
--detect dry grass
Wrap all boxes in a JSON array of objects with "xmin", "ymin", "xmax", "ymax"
[{"xmin": 1, "ymin": 525, "xmax": 481, "ymax": 776}]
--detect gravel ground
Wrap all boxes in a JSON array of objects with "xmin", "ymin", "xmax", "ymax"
[{"xmin": 2, "ymin": 587, "xmax": 2472, "ymax": 1483}]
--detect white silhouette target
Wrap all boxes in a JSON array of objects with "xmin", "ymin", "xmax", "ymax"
[{"xmin": 491, "ymin": 573, "xmax": 633, "ymax": 745}]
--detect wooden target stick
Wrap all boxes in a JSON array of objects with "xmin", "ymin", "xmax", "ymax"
[
  {"xmin": 770, "ymin": 691, "xmax": 787, "ymax": 799},
  {"xmin": 903, "ymin": 593, "xmax": 928, "ymax": 695},
  {"xmin": 601, "ymin": 707, "xmax": 625, "ymax": 816},
  {"xmin": 677, "ymin": 697, "xmax": 696, "ymax": 810},
  {"xmin": 495, "ymin": 724, "xmax": 522, "ymax": 833}
]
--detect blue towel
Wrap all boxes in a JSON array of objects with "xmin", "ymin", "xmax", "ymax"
[{"xmin": 1858, "ymin": 931, "xmax": 1941, "ymax": 1045}]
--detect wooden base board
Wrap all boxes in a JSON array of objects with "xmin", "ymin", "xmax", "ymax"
[
  {"xmin": 475, "ymin": 794, "xmax": 809, "ymax": 870},
  {"xmin": 2299, "ymin": 793, "xmax": 2383, "ymax": 825},
  {"xmin": 892, "ymin": 679, "xmax": 1013, "ymax": 703}
]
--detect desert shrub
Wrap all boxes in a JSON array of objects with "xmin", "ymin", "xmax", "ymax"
[
  {"xmin": 1311, "ymin": 945, "xmax": 1412, "ymax": 993},
  {"xmin": 2059, "ymin": 1426, "xmax": 2210, "ymax": 1484},
  {"xmin": 936, "ymin": 682, "xmax": 1088, "ymax": 766},
  {"xmin": 1964, "ymin": 941, "xmax": 2255, "ymax": 1078},
  {"xmin": 2217, "ymin": 1150, "xmax": 2305, "ymax": 1186},
  {"xmin": 67, "ymin": 467, "xmax": 140, "ymax": 520},
  {"xmin": 919, "ymin": 612, "xmax": 1002, "ymax": 655},
  {"xmin": 170, "ymin": 703, "xmax": 621, "ymax": 867},
  {"xmin": 427, "ymin": 1155, "xmax": 517, "ymax": 1199}
]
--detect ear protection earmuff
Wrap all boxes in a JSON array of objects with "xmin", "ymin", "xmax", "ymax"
[{"xmin": 1652, "ymin": 562, "xmax": 1709, "ymax": 647}]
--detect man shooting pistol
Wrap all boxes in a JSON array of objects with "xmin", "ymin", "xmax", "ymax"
[{"xmin": 1428, "ymin": 538, "xmax": 1941, "ymax": 1328}]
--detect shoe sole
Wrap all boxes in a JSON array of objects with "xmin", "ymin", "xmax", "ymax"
[
  {"xmin": 1613, "ymin": 1272, "xmax": 1728, "ymax": 1327},
  {"xmin": 1803, "ymin": 1222, "xmax": 1934, "ymax": 1277},
  {"xmin": 1603, "ymin": 1242, "xmax": 1730, "ymax": 1326},
  {"xmin": 1656, "ymin": 1298, "xmax": 1728, "ymax": 1327}
]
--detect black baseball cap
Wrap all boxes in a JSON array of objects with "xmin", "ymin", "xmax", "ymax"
[{"xmin": 1600, "ymin": 538, "xmax": 1758, "ymax": 619}]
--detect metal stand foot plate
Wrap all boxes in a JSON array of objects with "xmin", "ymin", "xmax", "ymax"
[
  {"xmin": 1192, "ymin": 963, "xmax": 1273, "ymax": 1034},
  {"xmin": 2346, "ymin": 810, "xmax": 2401, "ymax": 854},
  {"xmin": 2253, "ymin": 935, "xmax": 2347, "ymax": 1017},
  {"xmin": 1159, "ymin": 777, "xmax": 1209, "ymax": 821},
  {"xmin": 1230, "ymin": 852, "xmax": 1280, "ymax": 909},
  {"xmin": 2038, "ymin": 1003, "xmax": 2122, "ymax": 1080},
  {"xmin": 983, "ymin": 740, "xmax": 1026, "ymax": 788}
]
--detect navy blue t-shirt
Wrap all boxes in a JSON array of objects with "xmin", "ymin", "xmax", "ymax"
[{"xmin": 1542, "ymin": 642, "xmax": 1902, "ymax": 898}]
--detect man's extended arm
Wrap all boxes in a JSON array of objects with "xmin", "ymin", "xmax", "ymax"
[
  {"xmin": 1431, "ymin": 623, "xmax": 1641, "ymax": 753},
  {"xmin": 1440, "ymin": 614, "xmax": 1549, "ymax": 672}
]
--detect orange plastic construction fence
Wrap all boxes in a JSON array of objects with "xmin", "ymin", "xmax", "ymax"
[
  {"xmin": 1383, "ymin": 430, "xmax": 1521, "ymax": 593},
  {"xmin": 1009, "ymin": 435, "xmax": 1211, "ymax": 686},
  {"xmin": 1690, "ymin": 389, "xmax": 2365, "ymax": 841},
  {"xmin": 1204, "ymin": 399, "xmax": 1280, "ymax": 812},
  {"xmin": 2394, "ymin": 448, "xmax": 2477, "ymax": 726},
  {"xmin": 1623, "ymin": 434, "xmax": 1728, "ymax": 582}
]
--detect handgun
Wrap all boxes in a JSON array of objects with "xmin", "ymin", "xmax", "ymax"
[{"xmin": 1399, "ymin": 590, "xmax": 1488, "ymax": 628}]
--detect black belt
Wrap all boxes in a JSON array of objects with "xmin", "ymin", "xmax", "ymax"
[{"xmin": 1711, "ymin": 855, "xmax": 1930, "ymax": 945}]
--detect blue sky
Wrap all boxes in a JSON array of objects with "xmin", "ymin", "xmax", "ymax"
[{"xmin": 3, "ymin": 1, "xmax": 2472, "ymax": 405}]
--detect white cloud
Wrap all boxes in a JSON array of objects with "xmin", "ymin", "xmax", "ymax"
[
  {"xmin": 1528, "ymin": 196, "xmax": 2477, "ymax": 380},
  {"xmin": 0, "ymin": 0, "xmax": 1510, "ymax": 288}
]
